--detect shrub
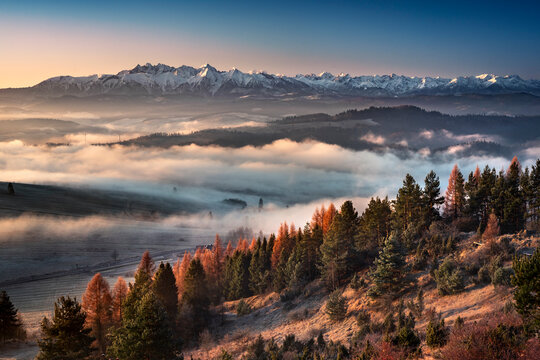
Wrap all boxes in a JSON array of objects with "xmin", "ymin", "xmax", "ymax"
[
  {"xmin": 434, "ymin": 257, "xmax": 465, "ymax": 295},
  {"xmin": 393, "ymin": 326, "xmax": 420, "ymax": 352},
  {"xmin": 325, "ymin": 290, "xmax": 347, "ymax": 322},
  {"xmin": 356, "ymin": 310, "xmax": 371, "ymax": 327},
  {"xmin": 477, "ymin": 264, "xmax": 491, "ymax": 284},
  {"xmin": 217, "ymin": 349, "xmax": 233, "ymax": 360},
  {"xmin": 280, "ymin": 289, "xmax": 300, "ymax": 302},
  {"xmin": 350, "ymin": 273, "xmax": 366, "ymax": 290},
  {"xmin": 454, "ymin": 316, "xmax": 464, "ymax": 329},
  {"xmin": 426, "ymin": 317, "xmax": 449, "ymax": 348},
  {"xmin": 492, "ymin": 267, "xmax": 514, "ymax": 287},
  {"xmin": 236, "ymin": 300, "xmax": 253, "ymax": 316},
  {"xmin": 441, "ymin": 314, "xmax": 531, "ymax": 360}
]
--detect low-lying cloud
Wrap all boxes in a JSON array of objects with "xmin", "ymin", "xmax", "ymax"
[{"xmin": 1, "ymin": 139, "xmax": 533, "ymax": 211}]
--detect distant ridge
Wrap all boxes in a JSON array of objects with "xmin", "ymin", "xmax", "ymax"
[{"xmin": 14, "ymin": 63, "xmax": 540, "ymax": 98}]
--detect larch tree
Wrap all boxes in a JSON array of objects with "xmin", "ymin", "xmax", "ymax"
[
  {"xmin": 444, "ymin": 164, "xmax": 466, "ymax": 220},
  {"xmin": 271, "ymin": 222, "xmax": 290, "ymax": 268},
  {"xmin": 482, "ymin": 212, "xmax": 500, "ymax": 242},
  {"xmin": 248, "ymin": 238, "xmax": 258, "ymax": 252},
  {"xmin": 152, "ymin": 262, "xmax": 178, "ymax": 323},
  {"xmin": 311, "ymin": 204, "xmax": 326, "ymax": 230},
  {"xmin": 111, "ymin": 277, "xmax": 128, "ymax": 326},
  {"xmin": 173, "ymin": 251, "xmax": 192, "ymax": 301},
  {"xmin": 37, "ymin": 297, "xmax": 94, "ymax": 360},
  {"xmin": 322, "ymin": 203, "xmax": 337, "ymax": 234},
  {"xmin": 225, "ymin": 240, "xmax": 234, "ymax": 257},
  {"xmin": 137, "ymin": 250, "xmax": 155, "ymax": 278},
  {"xmin": 82, "ymin": 273, "xmax": 112, "ymax": 355},
  {"xmin": 0, "ymin": 291, "xmax": 23, "ymax": 344}
]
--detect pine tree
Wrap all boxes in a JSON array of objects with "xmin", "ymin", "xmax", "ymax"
[
  {"xmin": 393, "ymin": 174, "xmax": 424, "ymax": 233},
  {"xmin": 152, "ymin": 262, "xmax": 178, "ymax": 322},
  {"xmin": 529, "ymin": 159, "xmax": 540, "ymax": 228},
  {"xmin": 465, "ymin": 167, "xmax": 482, "ymax": 225},
  {"xmin": 444, "ymin": 164, "xmax": 465, "ymax": 220},
  {"xmin": 0, "ymin": 291, "xmax": 23, "ymax": 344},
  {"xmin": 358, "ymin": 196, "xmax": 392, "ymax": 251},
  {"xmin": 325, "ymin": 290, "xmax": 347, "ymax": 322},
  {"xmin": 181, "ymin": 258, "xmax": 210, "ymax": 336},
  {"xmin": 369, "ymin": 233, "xmax": 405, "ymax": 297},
  {"xmin": 108, "ymin": 291, "xmax": 180, "ymax": 360},
  {"xmin": 320, "ymin": 201, "xmax": 359, "ymax": 289},
  {"xmin": 81, "ymin": 273, "xmax": 112, "ymax": 354},
  {"xmin": 37, "ymin": 297, "xmax": 94, "ymax": 360},
  {"xmin": 512, "ymin": 249, "xmax": 540, "ymax": 332},
  {"xmin": 111, "ymin": 277, "xmax": 128, "ymax": 326},
  {"xmin": 502, "ymin": 156, "xmax": 526, "ymax": 233},
  {"xmin": 423, "ymin": 170, "xmax": 444, "ymax": 226},
  {"xmin": 477, "ymin": 166, "xmax": 497, "ymax": 230},
  {"xmin": 225, "ymin": 251, "xmax": 252, "ymax": 299}
]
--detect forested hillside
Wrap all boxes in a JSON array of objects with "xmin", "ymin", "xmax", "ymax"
[{"xmin": 3, "ymin": 157, "xmax": 539, "ymax": 359}]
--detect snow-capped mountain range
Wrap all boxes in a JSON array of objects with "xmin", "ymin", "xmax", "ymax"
[{"xmin": 30, "ymin": 63, "xmax": 540, "ymax": 98}]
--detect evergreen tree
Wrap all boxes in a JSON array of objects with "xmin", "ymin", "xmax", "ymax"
[
  {"xmin": 358, "ymin": 197, "xmax": 392, "ymax": 251},
  {"xmin": 465, "ymin": 167, "xmax": 482, "ymax": 225},
  {"xmin": 37, "ymin": 297, "xmax": 94, "ymax": 360},
  {"xmin": 0, "ymin": 291, "xmax": 23, "ymax": 344},
  {"xmin": 225, "ymin": 251, "xmax": 252, "ymax": 299},
  {"xmin": 502, "ymin": 156, "xmax": 526, "ymax": 233},
  {"xmin": 394, "ymin": 174, "xmax": 423, "ymax": 235},
  {"xmin": 181, "ymin": 258, "xmax": 210, "ymax": 336},
  {"xmin": 81, "ymin": 273, "xmax": 112, "ymax": 355},
  {"xmin": 325, "ymin": 290, "xmax": 347, "ymax": 322},
  {"xmin": 369, "ymin": 233, "xmax": 405, "ymax": 297},
  {"xmin": 152, "ymin": 262, "xmax": 178, "ymax": 322},
  {"xmin": 512, "ymin": 249, "xmax": 540, "ymax": 332},
  {"xmin": 108, "ymin": 291, "xmax": 180, "ymax": 360},
  {"xmin": 320, "ymin": 201, "xmax": 359, "ymax": 289},
  {"xmin": 528, "ymin": 159, "xmax": 540, "ymax": 228},
  {"xmin": 426, "ymin": 317, "xmax": 448, "ymax": 348},
  {"xmin": 477, "ymin": 166, "xmax": 497, "ymax": 230},
  {"xmin": 423, "ymin": 170, "xmax": 444, "ymax": 226}
]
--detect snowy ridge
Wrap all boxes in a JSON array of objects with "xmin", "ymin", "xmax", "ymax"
[{"xmin": 32, "ymin": 63, "xmax": 540, "ymax": 97}]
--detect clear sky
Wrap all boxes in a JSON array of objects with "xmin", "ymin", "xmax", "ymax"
[{"xmin": 1, "ymin": 0, "xmax": 539, "ymax": 88}]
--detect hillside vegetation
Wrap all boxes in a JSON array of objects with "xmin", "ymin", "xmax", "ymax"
[{"xmin": 2, "ymin": 157, "xmax": 539, "ymax": 359}]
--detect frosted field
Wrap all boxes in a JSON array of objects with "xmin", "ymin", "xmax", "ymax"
[{"xmin": 0, "ymin": 224, "xmax": 215, "ymax": 314}]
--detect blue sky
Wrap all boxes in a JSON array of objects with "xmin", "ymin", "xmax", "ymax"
[{"xmin": 1, "ymin": 0, "xmax": 539, "ymax": 87}]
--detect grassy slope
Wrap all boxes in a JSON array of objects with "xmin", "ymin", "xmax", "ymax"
[{"xmin": 185, "ymin": 232, "xmax": 538, "ymax": 359}]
